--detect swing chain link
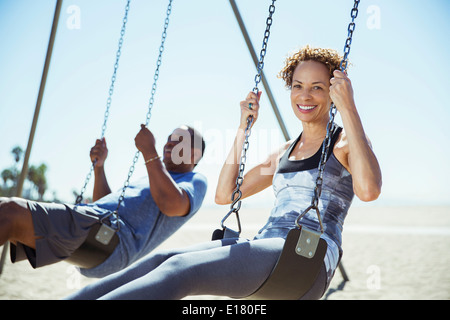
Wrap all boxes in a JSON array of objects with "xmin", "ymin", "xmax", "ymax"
[
  {"xmin": 76, "ymin": 0, "xmax": 131, "ymax": 205},
  {"xmin": 113, "ymin": 0, "xmax": 173, "ymax": 224},
  {"xmin": 340, "ymin": 0, "xmax": 360, "ymax": 71},
  {"xmin": 298, "ymin": 0, "xmax": 360, "ymax": 233},
  {"xmin": 253, "ymin": 0, "xmax": 276, "ymax": 94},
  {"xmin": 145, "ymin": 0, "xmax": 172, "ymax": 127},
  {"xmin": 224, "ymin": 0, "xmax": 277, "ymax": 231}
]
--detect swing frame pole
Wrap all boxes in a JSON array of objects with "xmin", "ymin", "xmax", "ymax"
[
  {"xmin": 16, "ymin": 0, "xmax": 63, "ymax": 197},
  {"xmin": 228, "ymin": 0, "xmax": 290, "ymax": 141},
  {"xmin": 0, "ymin": 0, "xmax": 63, "ymax": 277}
]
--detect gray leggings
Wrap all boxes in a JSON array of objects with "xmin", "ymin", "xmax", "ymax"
[{"xmin": 65, "ymin": 237, "xmax": 327, "ymax": 300}]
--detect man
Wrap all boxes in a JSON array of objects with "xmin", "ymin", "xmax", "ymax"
[{"xmin": 0, "ymin": 124, "xmax": 207, "ymax": 278}]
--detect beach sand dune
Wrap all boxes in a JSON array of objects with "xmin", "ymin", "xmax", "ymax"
[{"xmin": 1, "ymin": 205, "xmax": 449, "ymax": 300}]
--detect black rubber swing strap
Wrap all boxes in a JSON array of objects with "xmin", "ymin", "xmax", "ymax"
[
  {"xmin": 246, "ymin": 228, "xmax": 327, "ymax": 300},
  {"xmin": 66, "ymin": 223, "xmax": 120, "ymax": 269}
]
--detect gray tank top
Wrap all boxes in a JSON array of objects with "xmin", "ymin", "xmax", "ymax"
[{"xmin": 254, "ymin": 125, "xmax": 354, "ymax": 280}]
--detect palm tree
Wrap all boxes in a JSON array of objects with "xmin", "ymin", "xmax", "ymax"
[
  {"xmin": 0, "ymin": 146, "xmax": 23, "ymax": 196},
  {"xmin": 11, "ymin": 146, "xmax": 23, "ymax": 164},
  {"xmin": 1, "ymin": 169, "xmax": 14, "ymax": 186},
  {"xmin": 0, "ymin": 145, "xmax": 50, "ymax": 200},
  {"xmin": 27, "ymin": 164, "xmax": 48, "ymax": 201},
  {"xmin": 0, "ymin": 169, "xmax": 15, "ymax": 196}
]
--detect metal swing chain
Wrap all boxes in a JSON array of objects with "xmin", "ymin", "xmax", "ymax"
[
  {"xmin": 296, "ymin": 0, "xmax": 360, "ymax": 233},
  {"xmin": 111, "ymin": 0, "xmax": 173, "ymax": 227},
  {"xmin": 222, "ymin": 0, "xmax": 277, "ymax": 231},
  {"xmin": 76, "ymin": 0, "xmax": 131, "ymax": 205}
]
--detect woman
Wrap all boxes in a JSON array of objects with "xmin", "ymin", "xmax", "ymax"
[{"xmin": 66, "ymin": 46, "xmax": 381, "ymax": 300}]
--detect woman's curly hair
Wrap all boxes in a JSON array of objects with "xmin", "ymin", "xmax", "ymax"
[{"xmin": 278, "ymin": 45, "xmax": 345, "ymax": 89}]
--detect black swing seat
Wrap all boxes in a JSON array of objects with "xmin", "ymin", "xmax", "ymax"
[
  {"xmin": 246, "ymin": 226, "xmax": 327, "ymax": 300},
  {"xmin": 65, "ymin": 223, "xmax": 120, "ymax": 269}
]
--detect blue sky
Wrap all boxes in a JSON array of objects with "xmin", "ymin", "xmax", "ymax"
[{"xmin": 0, "ymin": 0, "xmax": 449, "ymax": 208}]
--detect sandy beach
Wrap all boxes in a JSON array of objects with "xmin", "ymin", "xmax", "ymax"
[{"xmin": 0, "ymin": 205, "xmax": 449, "ymax": 300}]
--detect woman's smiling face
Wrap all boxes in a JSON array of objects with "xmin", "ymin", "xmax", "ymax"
[{"xmin": 290, "ymin": 60, "xmax": 333, "ymax": 124}]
